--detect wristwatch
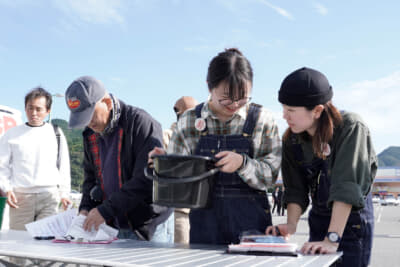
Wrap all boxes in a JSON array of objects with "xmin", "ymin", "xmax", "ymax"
[{"xmin": 326, "ymin": 232, "xmax": 341, "ymax": 243}]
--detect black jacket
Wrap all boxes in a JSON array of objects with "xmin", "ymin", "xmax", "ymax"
[{"xmin": 79, "ymin": 100, "xmax": 163, "ymax": 230}]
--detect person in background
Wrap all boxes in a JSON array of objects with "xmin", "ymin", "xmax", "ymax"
[
  {"xmin": 163, "ymin": 96, "xmax": 198, "ymax": 244},
  {"xmin": 162, "ymin": 96, "xmax": 198, "ymax": 150},
  {"xmin": 266, "ymin": 67, "xmax": 376, "ymax": 267},
  {"xmin": 277, "ymin": 187, "xmax": 283, "ymax": 216},
  {"xmin": 271, "ymin": 187, "xmax": 280, "ymax": 216},
  {"xmin": 0, "ymin": 87, "xmax": 71, "ymax": 230},
  {"xmin": 280, "ymin": 187, "xmax": 286, "ymax": 216},
  {"xmin": 150, "ymin": 48, "xmax": 281, "ymax": 245},
  {"xmin": 65, "ymin": 76, "xmax": 173, "ymax": 242}
]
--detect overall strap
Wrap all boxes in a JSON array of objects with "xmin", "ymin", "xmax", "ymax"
[
  {"xmin": 52, "ymin": 124, "xmax": 61, "ymax": 170},
  {"xmin": 195, "ymin": 102, "xmax": 208, "ymax": 133},
  {"xmin": 242, "ymin": 103, "xmax": 262, "ymax": 136},
  {"xmin": 194, "ymin": 102, "xmax": 204, "ymax": 118}
]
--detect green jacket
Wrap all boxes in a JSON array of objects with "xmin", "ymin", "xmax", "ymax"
[{"xmin": 282, "ymin": 111, "xmax": 378, "ymax": 213}]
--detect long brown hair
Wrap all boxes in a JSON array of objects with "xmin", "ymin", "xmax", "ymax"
[{"xmin": 283, "ymin": 101, "xmax": 342, "ymax": 159}]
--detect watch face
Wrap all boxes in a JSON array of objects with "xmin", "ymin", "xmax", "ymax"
[{"xmin": 328, "ymin": 232, "xmax": 339, "ymax": 242}]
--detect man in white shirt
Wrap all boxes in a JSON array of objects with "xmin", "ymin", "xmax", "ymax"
[{"xmin": 0, "ymin": 87, "xmax": 71, "ymax": 230}]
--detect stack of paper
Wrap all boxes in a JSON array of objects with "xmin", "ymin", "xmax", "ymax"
[
  {"xmin": 228, "ymin": 235, "xmax": 298, "ymax": 255},
  {"xmin": 25, "ymin": 210, "xmax": 118, "ymax": 244},
  {"xmin": 25, "ymin": 208, "xmax": 77, "ymax": 238},
  {"xmin": 60, "ymin": 214, "xmax": 118, "ymax": 243}
]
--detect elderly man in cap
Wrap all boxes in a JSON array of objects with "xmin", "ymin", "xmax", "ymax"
[{"xmin": 65, "ymin": 76, "xmax": 173, "ymax": 242}]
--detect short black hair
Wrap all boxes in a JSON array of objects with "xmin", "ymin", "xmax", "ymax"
[
  {"xmin": 207, "ymin": 48, "xmax": 253, "ymax": 100},
  {"xmin": 24, "ymin": 87, "xmax": 52, "ymax": 111}
]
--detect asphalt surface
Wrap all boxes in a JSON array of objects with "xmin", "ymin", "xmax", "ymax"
[{"xmin": 272, "ymin": 203, "xmax": 400, "ymax": 267}]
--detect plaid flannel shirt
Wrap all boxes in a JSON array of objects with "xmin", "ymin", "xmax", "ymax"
[{"xmin": 167, "ymin": 102, "xmax": 281, "ymax": 191}]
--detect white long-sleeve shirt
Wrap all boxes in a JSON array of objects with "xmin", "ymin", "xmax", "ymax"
[{"xmin": 0, "ymin": 123, "xmax": 71, "ymax": 198}]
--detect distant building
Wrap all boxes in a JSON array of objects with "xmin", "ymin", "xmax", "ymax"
[{"xmin": 372, "ymin": 167, "xmax": 400, "ymax": 197}]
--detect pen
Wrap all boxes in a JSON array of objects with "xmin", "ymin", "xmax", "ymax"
[
  {"xmin": 34, "ymin": 236, "xmax": 55, "ymax": 240},
  {"xmin": 275, "ymin": 226, "xmax": 282, "ymax": 236}
]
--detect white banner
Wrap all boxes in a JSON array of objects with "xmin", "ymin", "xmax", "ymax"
[{"xmin": 0, "ymin": 104, "xmax": 23, "ymax": 138}]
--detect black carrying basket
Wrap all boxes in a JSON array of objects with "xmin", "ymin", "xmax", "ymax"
[{"xmin": 144, "ymin": 154, "xmax": 218, "ymax": 209}]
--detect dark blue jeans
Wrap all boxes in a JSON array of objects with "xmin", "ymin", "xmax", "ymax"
[
  {"xmin": 308, "ymin": 195, "xmax": 374, "ymax": 267},
  {"xmin": 190, "ymin": 194, "xmax": 271, "ymax": 245}
]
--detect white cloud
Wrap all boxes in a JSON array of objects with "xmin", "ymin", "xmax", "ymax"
[
  {"xmin": 313, "ymin": 2, "xmax": 328, "ymax": 15},
  {"xmin": 270, "ymin": 71, "xmax": 400, "ymax": 153},
  {"xmin": 335, "ymin": 71, "xmax": 400, "ymax": 153},
  {"xmin": 53, "ymin": 0, "xmax": 125, "ymax": 25},
  {"xmin": 256, "ymin": 0, "xmax": 294, "ymax": 20}
]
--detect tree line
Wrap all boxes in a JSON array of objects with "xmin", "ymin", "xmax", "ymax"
[{"xmin": 52, "ymin": 119, "xmax": 84, "ymax": 191}]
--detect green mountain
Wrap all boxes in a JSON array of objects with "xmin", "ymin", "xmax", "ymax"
[
  {"xmin": 51, "ymin": 119, "xmax": 84, "ymax": 191},
  {"xmin": 377, "ymin": 146, "xmax": 400, "ymax": 167}
]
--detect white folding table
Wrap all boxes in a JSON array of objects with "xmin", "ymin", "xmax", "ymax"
[{"xmin": 0, "ymin": 230, "xmax": 342, "ymax": 267}]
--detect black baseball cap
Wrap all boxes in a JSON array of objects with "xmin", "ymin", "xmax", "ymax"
[{"xmin": 278, "ymin": 67, "xmax": 333, "ymax": 106}]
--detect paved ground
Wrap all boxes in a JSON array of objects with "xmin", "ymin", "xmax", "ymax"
[{"xmin": 272, "ymin": 203, "xmax": 400, "ymax": 267}]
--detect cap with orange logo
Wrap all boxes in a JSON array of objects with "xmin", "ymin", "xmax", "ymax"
[{"xmin": 65, "ymin": 76, "xmax": 106, "ymax": 129}]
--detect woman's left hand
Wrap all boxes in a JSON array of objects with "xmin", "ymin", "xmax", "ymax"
[
  {"xmin": 215, "ymin": 151, "xmax": 243, "ymax": 173},
  {"xmin": 300, "ymin": 239, "xmax": 339, "ymax": 255}
]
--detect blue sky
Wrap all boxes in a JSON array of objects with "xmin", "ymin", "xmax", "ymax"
[{"xmin": 0, "ymin": 0, "xmax": 399, "ymax": 154}]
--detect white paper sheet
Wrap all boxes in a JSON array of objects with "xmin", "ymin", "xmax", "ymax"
[
  {"xmin": 25, "ymin": 208, "xmax": 77, "ymax": 237},
  {"xmin": 65, "ymin": 214, "xmax": 118, "ymax": 241},
  {"xmin": 25, "ymin": 209, "xmax": 118, "ymax": 242}
]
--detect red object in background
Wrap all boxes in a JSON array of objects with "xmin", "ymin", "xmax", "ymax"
[
  {"xmin": 0, "ymin": 114, "xmax": 18, "ymax": 135},
  {"xmin": 0, "ymin": 105, "xmax": 22, "ymax": 137}
]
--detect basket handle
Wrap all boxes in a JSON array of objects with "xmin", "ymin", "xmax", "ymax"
[{"xmin": 144, "ymin": 166, "xmax": 219, "ymax": 184}]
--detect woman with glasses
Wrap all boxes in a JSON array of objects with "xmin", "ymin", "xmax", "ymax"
[
  {"xmin": 266, "ymin": 67, "xmax": 376, "ymax": 267},
  {"xmin": 149, "ymin": 48, "xmax": 281, "ymax": 245}
]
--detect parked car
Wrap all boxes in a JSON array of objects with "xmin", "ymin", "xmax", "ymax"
[
  {"xmin": 380, "ymin": 194, "xmax": 399, "ymax": 206},
  {"xmin": 372, "ymin": 195, "xmax": 381, "ymax": 204},
  {"xmin": 267, "ymin": 192, "xmax": 273, "ymax": 204},
  {"xmin": 69, "ymin": 190, "xmax": 82, "ymax": 201}
]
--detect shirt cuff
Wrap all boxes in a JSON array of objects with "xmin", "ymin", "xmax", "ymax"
[
  {"xmin": 97, "ymin": 200, "xmax": 116, "ymax": 221},
  {"xmin": 328, "ymin": 181, "xmax": 365, "ymax": 210},
  {"xmin": 284, "ymin": 188, "xmax": 310, "ymax": 213},
  {"xmin": 0, "ymin": 182, "xmax": 11, "ymax": 193},
  {"xmin": 237, "ymin": 154, "xmax": 251, "ymax": 175}
]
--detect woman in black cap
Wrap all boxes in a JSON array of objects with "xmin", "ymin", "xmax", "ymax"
[{"xmin": 266, "ymin": 67, "xmax": 377, "ymax": 267}]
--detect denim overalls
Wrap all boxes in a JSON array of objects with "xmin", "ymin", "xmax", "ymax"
[
  {"xmin": 291, "ymin": 135, "xmax": 374, "ymax": 267},
  {"xmin": 189, "ymin": 103, "xmax": 272, "ymax": 245}
]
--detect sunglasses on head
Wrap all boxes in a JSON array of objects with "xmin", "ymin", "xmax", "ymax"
[{"xmin": 173, "ymin": 107, "xmax": 181, "ymax": 120}]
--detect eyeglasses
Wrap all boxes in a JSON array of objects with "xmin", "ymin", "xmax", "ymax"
[{"xmin": 218, "ymin": 97, "xmax": 251, "ymax": 106}]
